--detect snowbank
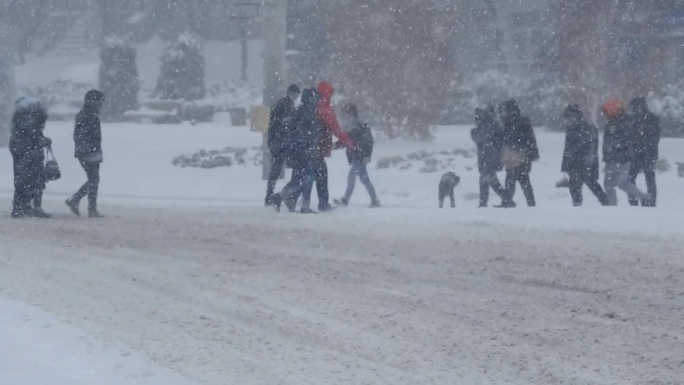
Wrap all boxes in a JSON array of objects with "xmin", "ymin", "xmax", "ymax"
[{"xmin": 0, "ymin": 298, "xmax": 195, "ymax": 385}]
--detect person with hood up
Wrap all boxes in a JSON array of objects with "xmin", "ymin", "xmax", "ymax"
[
  {"xmin": 601, "ymin": 99, "xmax": 650, "ymax": 206},
  {"xmin": 272, "ymin": 87, "xmax": 320, "ymax": 214},
  {"xmin": 334, "ymin": 103, "xmax": 380, "ymax": 208},
  {"xmin": 499, "ymin": 99, "xmax": 539, "ymax": 207},
  {"xmin": 265, "ymin": 84, "xmax": 300, "ymax": 206},
  {"xmin": 470, "ymin": 105, "xmax": 506, "ymax": 208},
  {"xmin": 314, "ymin": 81, "xmax": 355, "ymax": 212},
  {"xmin": 561, "ymin": 104, "xmax": 607, "ymax": 206},
  {"xmin": 627, "ymin": 97, "xmax": 660, "ymax": 207},
  {"xmin": 9, "ymin": 97, "xmax": 52, "ymax": 218},
  {"xmin": 66, "ymin": 90, "xmax": 106, "ymax": 218}
]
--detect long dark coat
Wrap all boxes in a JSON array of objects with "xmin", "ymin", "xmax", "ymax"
[{"xmin": 561, "ymin": 117, "xmax": 600, "ymax": 180}]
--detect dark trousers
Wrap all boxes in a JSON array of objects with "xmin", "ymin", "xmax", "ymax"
[
  {"xmin": 505, "ymin": 165, "xmax": 535, "ymax": 207},
  {"xmin": 314, "ymin": 157, "xmax": 329, "ymax": 207},
  {"xmin": 628, "ymin": 162, "xmax": 657, "ymax": 207},
  {"xmin": 343, "ymin": 162, "xmax": 378, "ymax": 204},
  {"xmin": 283, "ymin": 161, "xmax": 315, "ymax": 211},
  {"xmin": 12, "ymin": 152, "xmax": 42, "ymax": 214},
  {"xmin": 265, "ymin": 153, "xmax": 285, "ymax": 202},
  {"xmin": 479, "ymin": 172, "xmax": 506, "ymax": 207},
  {"xmin": 72, "ymin": 160, "xmax": 100, "ymax": 210},
  {"xmin": 568, "ymin": 171, "xmax": 607, "ymax": 206}
]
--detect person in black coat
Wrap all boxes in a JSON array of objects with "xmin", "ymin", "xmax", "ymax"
[
  {"xmin": 272, "ymin": 87, "xmax": 319, "ymax": 213},
  {"xmin": 561, "ymin": 104, "xmax": 607, "ymax": 206},
  {"xmin": 9, "ymin": 97, "xmax": 51, "ymax": 218},
  {"xmin": 335, "ymin": 103, "xmax": 379, "ymax": 208},
  {"xmin": 627, "ymin": 97, "xmax": 660, "ymax": 207},
  {"xmin": 499, "ymin": 99, "xmax": 538, "ymax": 207},
  {"xmin": 265, "ymin": 84, "xmax": 300, "ymax": 206},
  {"xmin": 66, "ymin": 90, "xmax": 105, "ymax": 218},
  {"xmin": 601, "ymin": 100, "xmax": 650, "ymax": 206},
  {"xmin": 471, "ymin": 106, "xmax": 506, "ymax": 207}
]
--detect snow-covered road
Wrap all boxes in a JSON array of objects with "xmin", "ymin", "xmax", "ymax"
[{"xmin": 1, "ymin": 203, "xmax": 682, "ymax": 385}]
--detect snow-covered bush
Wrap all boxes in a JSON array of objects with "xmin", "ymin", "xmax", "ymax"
[
  {"xmin": 172, "ymin": 147, "xmax": 262, "ymax": 169},
  {"xmin": 443, "ymin": 70, "xmax": 567, "ymax": 129},
  {"xmin": 376, "ymin": 148, "xmax": 476, "ymax": 173},
  {"xmin": 656, "ymin": 158, "xmax": 671, "ymax": 174},
  {"xmin": 99, "ymin": 37, "xmax": 140, "ymax": 120},
  {"xmin": 648, "ymin": 85, "xmax": 684, "ymax": 137},
  {"xmin": 155, "ymin": 32, "xmax": 206, "ymax": 101}
]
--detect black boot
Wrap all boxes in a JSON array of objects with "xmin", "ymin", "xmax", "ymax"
[
  {"xmin": 66, "ymin": 198, "xmax": 81, "ymax": 216},
  {"xmin": 89, "ymin": 209, "xmax": 104, "ymax": 218},
  {"xmin": 88, "ymin": 200, "xmax": 104, "ymax": 218},
  {"xmin": 271, "ymin": 193, "xmax": 283, "ymax": 212}
]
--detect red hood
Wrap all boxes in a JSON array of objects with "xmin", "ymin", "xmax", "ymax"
[{"xmin": 317, "ymin": 81, "xmax": 334, "ymax": 103}]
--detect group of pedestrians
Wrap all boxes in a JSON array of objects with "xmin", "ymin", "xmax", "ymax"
[
  {"xmin": 471, "ymin": 99, "xmax": 539, "ymax": 208},
  {"xmin": 10, "ymin": 85, "xmax": 661, "ymax": 217},
  {"xmin": 9, "ymin": 90, "xmax": 106, "ymax": 218},
  {"xmin": 470, "ymin": 97, "xmax": 661, "ymax": 208},
  {"xmin": 264, "ymin": 81, "xmax": 380, "ymax": 214}
]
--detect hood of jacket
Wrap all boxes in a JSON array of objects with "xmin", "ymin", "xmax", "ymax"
[{"xmin": 317, "ymin": 81, "xmax": 334, "ymax": 104}]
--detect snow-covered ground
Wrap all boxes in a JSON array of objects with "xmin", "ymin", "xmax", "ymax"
[
  {"xmin": 0, "ymin": 298, "xmax": 195, "ymax": 385},
  {"xmin": 1, "ymin": 122, "xmax": 683, "ymax": 384}
]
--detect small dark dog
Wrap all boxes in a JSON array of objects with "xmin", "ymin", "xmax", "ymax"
[{"xmin": 439, "ymin": 172, "xmax": 461, "ymax": 208}]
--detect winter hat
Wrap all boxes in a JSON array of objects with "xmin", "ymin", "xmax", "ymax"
[
  {"xmin": 317, "ymin": 81, "xmax": 335, "ymax": 101},
  {"xmin": 563, "ymin": 104, "xmax": 582, "ymax": 118},
  {"xmin": 501, "ymin": 99, "xmax": 521, "ymax": 120},
  {"xmin": 629, "ymin": 97, "xmax": 647, "ymax": 111},
  {"xmin": 85, "ymin": 89, "xmax": 105, "ymax": 104},
  {"xmin": 300, "ymin": 87, "xmax": 318, "ymax": 106},
  {"xmin": 15, "ymin": 96, "xmax": 40, "ymax": 111},
  {"xmin": 287, "ymin": 84, "xmax": 301, "ymax": 95},
  {"xmin": 341, "ymin": 103, "xmax": 359, "ymax": 118},
  {"xmin": 601, "ymin": 99, "xmax": 623, "ymax": 119}
]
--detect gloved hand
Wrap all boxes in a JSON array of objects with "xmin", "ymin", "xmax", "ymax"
[{"xmin": 41, "ymin": 137, "xmax": 52, "ymax": 147}]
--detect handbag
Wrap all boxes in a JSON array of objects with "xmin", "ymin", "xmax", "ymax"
[
  {"xmin": 44, "ymin": 145, "xmax": 61, "ymax": 182},
  {"xmin": 501, "ymin": 146, "xmax": 526, "ymax": 170}
]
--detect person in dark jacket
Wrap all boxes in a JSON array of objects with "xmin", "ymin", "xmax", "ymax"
[
  {"xmin": 272, "ymin": 87, "xmax": 319, "ymax": 214},
  {"xmin": 314, "ymin": 81, "xmax": 355, "ymax": 211},
  {"xmin": 601, "ymin": 99, "xmax": 650, "ymax": 206},
  {"xmin": 31, "ymin": 105, "xmax": 51, "ymax": 217},
  {"xmin": 499, "ymin": 99, "xmax": 538, "ymax": 207},
  {"xmin": 627, "ymin": 97, "xmax": 660, "ymax": 207},
  {"xmin": 9, "ymin": 97, "xmax": 51, "ymax": 218},
  {"xmin": 66, "ymin": 90, "xmax": 105, "ymax": 218},
  {"xmin": 334, "ymin": 103, "xmax": 380, "ymax": 207},
  {"xmin": 265, "ymin": 84, "xmax": 300, "ymax": 206},
  {"xmin": 471, "ymin": 105, "xmax": 506, "ymax": 207},
  {"xmin": 561, "ymin": 104, "xmax": 607, "ymax": 206}
]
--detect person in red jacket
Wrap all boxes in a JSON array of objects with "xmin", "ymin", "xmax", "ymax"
[{"xmin": 313, "ymin": 81, "xmax": 354, "ymax": 211}]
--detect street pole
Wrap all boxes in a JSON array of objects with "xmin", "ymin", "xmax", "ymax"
[
  {"xmin": 0, "ymin": 24, "xmax": 16, "ymax": 147},
  {"xmin": 262, "ymin": 1, "xmax": 287, "ymax": 108},
  {"xmin": 261, "ymin": 0, "xmax": 287, "ymax": 179},
  {"xmin": 240, "ymin": 22, "xmax": 248, "ymax": 82}
]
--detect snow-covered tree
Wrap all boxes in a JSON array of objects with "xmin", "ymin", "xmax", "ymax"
[
  {"xmin": 327, "ymin": 0, "xmax": 452, "ymax": 139},
  {"xmin": 99, "ymin": 37, "xmax": 140, "ymax": 120},
  {"xmin": 155, "ymin": 31, "xmax": 206, "ymax": 101}
]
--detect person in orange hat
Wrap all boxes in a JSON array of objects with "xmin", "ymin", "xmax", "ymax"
[{"xmin": 601, "ymin": 99, "xmax": 650, "ymax": 206}]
